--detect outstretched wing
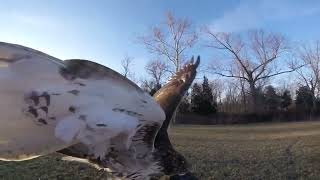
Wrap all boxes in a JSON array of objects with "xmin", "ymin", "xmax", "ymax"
[
  {"xmin": 58, "ymin": 57, "xmax": 200, "ymax": 180},
  {"xmin": 130, "ymin": 57, "xmax": 200, "ymax": 159},
  {"xmin": 152, "ymin": 57, "xmax": 200, "ymax": 177},
  {"xmin": 0, "ymin": 42, "xmax": 165, "ymax": 161},
  {"xmin": 155, "ymin": 56, "xmax": 200, "ymax": 132}
]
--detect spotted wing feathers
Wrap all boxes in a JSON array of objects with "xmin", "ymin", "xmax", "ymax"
[{"xmin": 0, "ymin": 42, "xmax": 165, "ymax": 162}]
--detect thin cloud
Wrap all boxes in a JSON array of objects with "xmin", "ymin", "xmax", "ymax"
[
  {"xmin": 11, "ymin": 12, "xmax": 61, "ymax": 29},
  {"xmin": 211, "ymin": 0, "xmax": 320, "ymax": 32}
]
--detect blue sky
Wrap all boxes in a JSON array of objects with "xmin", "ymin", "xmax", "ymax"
[{"xmin": 1, "ymin": 0, "xmax": 320, "ymax": 80}]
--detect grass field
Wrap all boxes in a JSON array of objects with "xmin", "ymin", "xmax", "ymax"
[{"xmin": 1, "ymin": 121, "xmax": 320, "ymax": 179}]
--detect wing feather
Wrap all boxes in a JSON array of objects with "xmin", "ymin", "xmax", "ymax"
[{"xmin": 0, "ymin": 42, "xmax": 165, "ymax": 161}]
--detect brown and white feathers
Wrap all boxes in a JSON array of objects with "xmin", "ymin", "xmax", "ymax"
[
  {"xmin": 0, "ymin": 42, "xmax": 165, "ymax": 162},
  {"xmin": 0, "ymin": 41, "xmax": 199, "ymax": 180},
  {"xmin": 60, "ymin": 57, "xmax": 201, "ymax": 179}
]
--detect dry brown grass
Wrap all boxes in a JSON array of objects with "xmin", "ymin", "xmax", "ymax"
[
  {"xmin": 170, "ymin": 121, "xmax": 320, "ymax": 179},
  {"xmin": 1, "ymin": 121, "xmax": 320, "ymax": 179}
]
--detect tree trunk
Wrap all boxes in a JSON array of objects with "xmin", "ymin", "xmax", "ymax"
[
  {"xmin": 311, "ymin": 90, "xmax": 317, "ymax": 116},
  {"xmin": 240, "ymin": 81, "xmax": 247, "ymax": 113},
  {"xmin": 249, "ymin": 82, "xmax": 258, "ymax": 113}
]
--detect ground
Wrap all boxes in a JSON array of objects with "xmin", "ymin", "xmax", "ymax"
[{"xmin": 1, "ymin": 121, "xmax": 320, "ymax": 179}]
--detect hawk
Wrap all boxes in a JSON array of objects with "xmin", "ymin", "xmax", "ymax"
[{"xmin": 0, "ymin": 42, "xmax": 199, "ymax": 180}]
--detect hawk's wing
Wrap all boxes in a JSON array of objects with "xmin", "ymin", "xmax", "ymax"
[
  {"xmin": 0, "ymin": 42, "xmax": 165, "ymax": 161},
  {"xmin": 58, "ymin": 57, "xmax": 200, "ymax": 180}
]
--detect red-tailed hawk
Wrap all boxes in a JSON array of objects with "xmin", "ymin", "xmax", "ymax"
[{"xmin": 0, "ymin": 42, "xmax": 199, "ymax": 180}]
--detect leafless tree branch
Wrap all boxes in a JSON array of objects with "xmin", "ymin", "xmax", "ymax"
[
  {"xmin": 138, "ymin": 11, "xmax": 198, "ymax": 72},
  {"xmin": 145, "ymin": 59, "xmax": 169, "ymax": 87},
  {"xmin": 204, "ymin": 27, "xmax": 298, "ymax": 112},
  {"xmin": 121, "ymin": 55, "xmax": 134, "ymax": 79}
]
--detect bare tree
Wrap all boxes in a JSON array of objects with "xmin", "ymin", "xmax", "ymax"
[
  {"xmin": 145, "ymin": 59, "xmax": 169, "ymax": 89},
  {"xmin": 209, "ymin": 79, "xmax": 224, "ymax": 104},
  {"xmin": 204, "ymin": 28, "xmax": 300, "ymax": 112},
  {"xmin": 121, "ymin": 55, "xmax": 134, "ymax": 79},
  {"xmin": 138, "ymin": 12, "xmax": 198, "ymax": 73},
  {"xmin": 139, "ymin": 78, "xmax": 155, "ymax": 93},
  {"xmin": 296, "ymin": 41, "xmax": 320, "ymax": 111},
  {"xmin": 220, "ymin": 81, "xmax": 242, "ymax": 113}
]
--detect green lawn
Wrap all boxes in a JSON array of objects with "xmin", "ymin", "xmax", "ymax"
[{"xmin": 1, "ymin": 121, "xmax": 320, "ymax": 179}]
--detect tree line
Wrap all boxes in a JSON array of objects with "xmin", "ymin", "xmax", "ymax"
[{"xmin": 119, "ymin": 12, "xmax": 320, "ymax": 123}]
